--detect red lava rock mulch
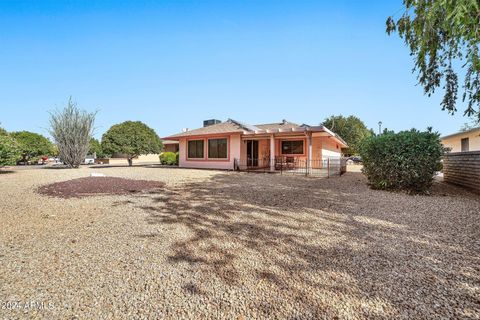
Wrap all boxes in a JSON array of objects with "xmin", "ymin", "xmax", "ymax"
[{"xmin": 37, "ymin": 177, "xmax": 165, "ymax": 198}]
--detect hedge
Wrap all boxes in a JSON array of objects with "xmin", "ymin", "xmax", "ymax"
[{"xmin": 359, "ymin": 129, "xmax": 444, "ymax": 193}]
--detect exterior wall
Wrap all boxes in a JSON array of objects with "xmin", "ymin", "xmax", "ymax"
[
  {"xmin": 163, "ymin": 144, "xmax": 179, "ymax": 153},
  {"xmin": 318, "ymin": 136, "xmax": 342, "ymax": 160},
  {"xmin": 238, "ymin": 136, "xmax": 339, "ymax": 162},
  {"xmin": 258, "ymin": 139, "xmax": 270, "ymax": 160},
  {"xmin": 137, "ymin": 154, "xmax": 161, "ymax": 163},
  {"xmin": 178, "ymin": 133, "xmax": 241, "ymax": 170},
  {"xmin": 95, "ymin": 154, "xmax": 160, "ymax": 165},
  {"xmin": 442, "ymin": 130, "xmax": 480, "ymax": 152},
  {"xmin": 275, "ymin": 137, "xmax": 308, "ymax": 161},
  {"xmin": 443, "ymin": 151, "xmax": 480, "ymax": 193}
]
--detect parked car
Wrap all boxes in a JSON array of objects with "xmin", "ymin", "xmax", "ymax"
[
  {"xmin": 346, "ymin": 156, "xmax": 362, "ymax": 165},
  {"xmin": 84, "ymin": 158, "xmax": 95, "ymax": 165}
]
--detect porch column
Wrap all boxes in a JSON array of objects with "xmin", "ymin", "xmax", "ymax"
[
  {"xmin": 270, "ymin": 134, "xmax": 275, "ymax": 172},
  {"xmin": 307, "ymin": 132, "xmax": 312, "ymax": 175}
]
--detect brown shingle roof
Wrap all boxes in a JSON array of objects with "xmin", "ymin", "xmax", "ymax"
[
  {"xmin": 165, "ymin": 120, "xmax": 244, "ymax": 138},
  {"xmin": 255, "ymin": 120, "xmax": 300, "ymax": 130}
]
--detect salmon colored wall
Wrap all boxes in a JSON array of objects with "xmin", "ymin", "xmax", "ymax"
[
  {"xmin": 178, "ymin": 134, "xmax": 241, "ymax": 170},
  {"xmin": 259, "ymin": 139, "xmax": 270, "ymax": 160},
  {"xmin": 163, "ymin": 144, "xmax": 179, "ymax": 153},
  {"xmin": 275, "ymin": 138, "xmax": 307, "ymax": 161},
  {"xmin": 319, "ymin": 136, "xmax": 342, "ymax": 159}
]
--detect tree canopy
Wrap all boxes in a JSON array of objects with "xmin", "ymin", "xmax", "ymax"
[
  {"xmin": 0, "ymin": 126, "xmax": 7, "ymax": 136},
  {"xmin": 322, "ymin": 115, "xmax": 372, "ymax": 155},
  {"xmin": 101, "ymin": 121, "xmax": 162, "ymax": 166},
  {"xmin": 0, "ymin": 135, "xmax": 21, "ymax": 166},
  {"xmin": 88, "ymin": 138, "xmax": 106, "ymax": 158},
  {"xmin": 386, "ymin": 0, "xmax": 480, "ymax": 122},
  {"xmin": 10, "ymin": 131, "xmax": 54, "ymax": 163}
]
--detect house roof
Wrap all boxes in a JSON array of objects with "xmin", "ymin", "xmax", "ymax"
[
  {"xmin": 163, "ymin": 119, "xmax": 348, "ymax": 147},
  {"xmin": 441, "ymin": 127, "xmax": 480, "ymax": 140},
  {"xmin": 165, "ymin": 120, "xmax": 245, "ymax": 138}
]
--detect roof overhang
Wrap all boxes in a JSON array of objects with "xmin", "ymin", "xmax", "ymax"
[
  {"xmin": 441, "ymin": 127, "xmax": 480, "ymax": 140},
  {"xmin": 241, "ymin": 125, "xmax": 348, "ymax": 148}
]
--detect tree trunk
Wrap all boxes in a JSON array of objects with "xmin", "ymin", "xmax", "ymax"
[{"xmin": 128, "ymin": 158, "xmax": 133, "ymax": 166}]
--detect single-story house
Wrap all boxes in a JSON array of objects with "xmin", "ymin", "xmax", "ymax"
[
  {"xmin": 162, "ymin": 140, "xmax": 180, "ymax": 153},
  {"xmin": 441, "ymin": 127, "xmax": 480, "ymax": 152},
  {"xmin": 163, "ymin": 119, "xmax": 348, "ymax": 171}
]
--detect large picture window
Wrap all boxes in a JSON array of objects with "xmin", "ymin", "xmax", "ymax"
[
  {"xmin": 208, "ymin": 138, "xmax": 228, "ymax": 159},
  {"xmin": 281, "ymin": 140, "xmax": 304, "ymax": 155},
  {"xmin": 188, "ymin": 140, "xmax": 204, "ymax": 158}
]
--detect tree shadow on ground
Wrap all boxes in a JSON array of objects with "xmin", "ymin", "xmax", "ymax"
[{"xmin": 127, "ymin": 172, "xmax": 479, "ymax": 318}]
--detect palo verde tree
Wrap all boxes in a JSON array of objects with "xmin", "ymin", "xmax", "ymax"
[
  {"xmin": 101, "ymin": 121, "xmax": 162, "ymax": 166},
  {"xmin": 0, "ymin": 135, "xmax": 20, "ymax": 167},
  {"xmin": 322, "ymin": 115, "xmax": 372, "ymax": 155},
  {"xmin": 10, "ymin": 131, "xmax": 54, "ymax": 164},
  {"xmin": 49, "ymin": 98, "xmax": 96, "ymax": 168},
  {"xmin": 386, "ymin": 0, "xmax": 480, "ymax": 122}
]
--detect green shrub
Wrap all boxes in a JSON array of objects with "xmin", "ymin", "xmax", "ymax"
[
  {"xmin": 160, "ymin": 152, "xmax": 178, "ymax": 165},
  {"xmin": 359, "ymin": 129, "xmax": 444, "ymax": 193}
]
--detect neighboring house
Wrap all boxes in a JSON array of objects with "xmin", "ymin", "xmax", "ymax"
[
  {"xmin": 163, "ymin": 119, "xmax": 348, "ymax": 171},
  {"xmin": 162, "ymin": 140, "xmax": 180, "ymax": 153},
  {"xmin": 441, "ymin": 127, "xmax": 480, "ymax": 152}
]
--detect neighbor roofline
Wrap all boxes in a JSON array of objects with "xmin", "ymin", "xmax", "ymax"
[{"xmin": 441, "ymin": 127, "xmax": 480, "ymax": 140}]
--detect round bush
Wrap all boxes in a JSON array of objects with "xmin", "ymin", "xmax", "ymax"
[
  {"xmin": 359, "ymin": 129, "xmax": 444, "ymax": 193},
  {"xmin": 160, "ymin": 152, "xmax": 178, "ymax": 165}
]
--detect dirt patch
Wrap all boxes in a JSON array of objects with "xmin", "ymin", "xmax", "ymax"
[{"xmin": 37, "ymin": 176, "xmax": 164, "ymax": 198}]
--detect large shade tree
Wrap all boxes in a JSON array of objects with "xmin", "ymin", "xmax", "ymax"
[
  {"xmin": 49, "ymin": 98, "xmax": 96, "ymax": 168},
  {"xmin": 88, "ymin": 138, "xmax": 106, "ymax": 158},
  {"xmin": 322, "ymin": 115, "xmax": 373, "ymax": 155},
  {"xmin": 10, "ymin": 131, "xmax": 54, "ymax": 164},
  {"xmin": 386, "ymin": 0, "xmax": 480, "ymax": 122},
  {"xmin": 101, "ymin": 121, "xmax": 162, "ymax": 166},
  {"xmin": 0, "ymin": 125, "xmax": 7, "ymax": 136},
  {"xmin": 0, "ymin": 135, "xmax": 20, "ymax": 167}
]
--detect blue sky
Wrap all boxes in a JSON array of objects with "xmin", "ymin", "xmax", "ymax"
[{"xmin": 0, "ymin": 0, "xmax": 473, "ymax": 139}]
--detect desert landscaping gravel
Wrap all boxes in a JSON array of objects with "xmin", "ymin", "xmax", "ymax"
[{"xmin": 0, "ymin": 166, "xmax": 479, "ymax": 319}]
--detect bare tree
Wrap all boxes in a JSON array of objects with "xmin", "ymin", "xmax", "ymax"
[{"xmin": 49, "ymin": 97, "xmax": 96, "ymax": 168}]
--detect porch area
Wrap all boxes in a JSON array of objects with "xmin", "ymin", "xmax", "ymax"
[{"xmin": 234, "ymin": 134, "xmax": 346, "ymax": 177}]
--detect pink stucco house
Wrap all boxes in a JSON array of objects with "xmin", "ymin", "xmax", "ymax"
[{"xmin": 163, "ymin": 119, "xmax": 347, "ymax": 171}]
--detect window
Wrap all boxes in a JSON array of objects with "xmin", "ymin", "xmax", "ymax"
[
  {"xmin": 208, "ymin": 138, "xmax": 228, "ymax": 158},
  {"xmin": 281, "ymin": 140, "xmax": 304, "ymax": 155},
  {"xmin": 461, "ymin": 138, "xmax": 469, "ymax": 152},
  {"xmin": 188, "ymin": 140, "xmax": 204, "ymax": 158}
]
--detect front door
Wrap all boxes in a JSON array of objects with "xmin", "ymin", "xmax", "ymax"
[{"xmin": 246, "ymin": 140, "xmax": 259, "ymax": 167}]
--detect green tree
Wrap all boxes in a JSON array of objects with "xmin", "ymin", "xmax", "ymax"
[
  {"xmin": 101, "ymin": 121, "xmax": 162, "ymax": 166},
  {"xmin": 49, "ymin": 97, "xmax": 96, "ymax": 168},
  {"xmin": 88, "ymin": 138, "xmax": 106, "ymax": 158},
  {"xmin": 0, "ymin": 125, "xmax": 7, "ymax": 136},
  {"xmin": 10, "ymin": 131, "xmax": 54, "ymax": 164},
  {"xmin": 322, "ymin": 115, "xmax": 372, "ymax": 155},
  {"xmin": 0, "ymin": 135, "xmax": 21, "ymax": 166},
  {"xmin": 386, "ymin": 0, "xmax": 480, "ymax": 121}
]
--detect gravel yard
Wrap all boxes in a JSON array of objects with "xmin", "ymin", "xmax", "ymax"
[{"xmin": 1, "ymin": 166, "xmax": 479, "ymax": 319}]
